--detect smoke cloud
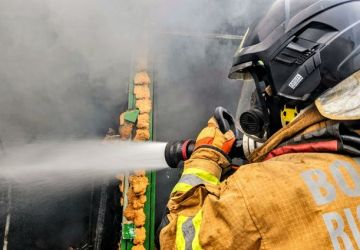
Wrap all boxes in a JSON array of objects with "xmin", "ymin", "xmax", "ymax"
[{"xmin": 0, "ymin": 0, "xmax": 273, "ymax": 147}]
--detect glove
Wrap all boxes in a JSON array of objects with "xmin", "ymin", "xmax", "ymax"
[{"xmin": 184, "ymin": 117, "xmax": 236, "ymax": 180}]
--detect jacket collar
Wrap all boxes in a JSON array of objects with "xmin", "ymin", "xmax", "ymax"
[{"xmin": 248, "ymin": 105, "xmax": 326, "ymax": 163}]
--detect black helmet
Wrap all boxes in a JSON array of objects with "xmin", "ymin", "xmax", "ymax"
[{"xmin": 231, "ymin": 0, "xmax": 360, "ymax": 137}]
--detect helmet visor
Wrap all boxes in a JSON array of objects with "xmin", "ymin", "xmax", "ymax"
[{"xmin": 228, "ymin": 62, "xmax": 254, "ymax": 81}]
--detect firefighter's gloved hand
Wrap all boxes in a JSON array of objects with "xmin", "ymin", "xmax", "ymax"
[{"xmin": 184, "ymin": 117, "xmax": 235, "ymax": 180}]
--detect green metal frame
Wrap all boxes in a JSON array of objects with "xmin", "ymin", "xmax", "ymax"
[
  {"xmin": 146, "ymin": 67, "xmax": 156, "ymax": 250},
  {"xmin": 121, "ymin": 68, "xmax": 156, "ymax": 250}
]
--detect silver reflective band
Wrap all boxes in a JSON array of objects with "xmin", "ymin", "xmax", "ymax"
[
  {"xmin": 176, "ymin": 211, "xmax": 203, "ymax": 250},
  {"xmin": 178, "ymin": 174, "xmax": 206, "ymax": 187},
  {"xmin": 182, "ymin": 217, "xmax": 195, "ymax": 250}
]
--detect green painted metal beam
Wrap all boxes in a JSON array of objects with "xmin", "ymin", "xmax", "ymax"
[
  {"xmin": 148, "ymin": 66, "xmax": 156, "ymax": 250},
  {"xmin": 144, "ymin": 68, "xmax": 155, "ymax": 249},
  {"xmin": 121, "ymin": 66, "xmax": 156, "ymax": 250},
  {"xmin": 121, "ymin": 67, "xmax": 136, "ymax": 250}
]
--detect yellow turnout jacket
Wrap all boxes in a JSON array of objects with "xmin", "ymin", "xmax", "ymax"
[{"xmin": 160, "ymin": 106, "xmax": 360, "ymax": 250}]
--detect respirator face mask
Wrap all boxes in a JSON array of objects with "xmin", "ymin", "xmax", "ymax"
[
  {"xmin": 238, "ymin": 65, "xmax": 283, "ymax": 137},
  {"xmin": 239, "ymin": 71, "xmax": 270, "ymax": 142},
  {"xmin": 234, "ymin": 65, "xmax": 290, "ymax": 158}
]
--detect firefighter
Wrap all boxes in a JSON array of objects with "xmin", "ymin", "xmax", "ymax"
[{"xmin": 159, "ymin": 0, "xmax": 360, "ymax": 249}]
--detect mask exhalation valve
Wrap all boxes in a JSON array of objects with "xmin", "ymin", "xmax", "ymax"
[{"xmin": 239, "ymin": 109, "xmax": 266, "ymax": 138}]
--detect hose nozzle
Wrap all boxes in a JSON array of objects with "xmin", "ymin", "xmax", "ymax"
[
  {"xmin": 164, "ymin": 140, "xmax": 195, "ymax": 168},
  {"xmin": 164, "ymin": 107, "xmax": 244, "ymax": 168}
]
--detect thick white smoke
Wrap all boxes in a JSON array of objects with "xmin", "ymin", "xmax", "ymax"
[
  {"xmin": 0, "ymin": 0, "xmax": 272, "ymax": 146},
  {"xmin": 0, "ymin": 1, "xmax": 275, "ymax": 248}
]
